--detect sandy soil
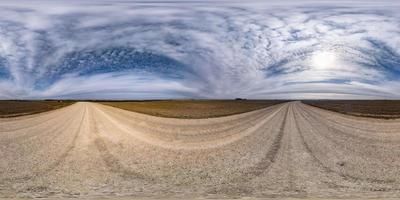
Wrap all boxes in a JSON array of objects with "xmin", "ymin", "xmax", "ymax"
[{"xmin": 1, "ymin": 102, "xmax": 400, "ymax": 199}]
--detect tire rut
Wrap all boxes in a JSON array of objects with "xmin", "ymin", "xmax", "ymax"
[
  {"xmin": 285, "ymin": 105, "xmax": 301, "ymax": 193},
  {"xmin": 2, "ymin": 107, "xmax": 87, "ymax": 183},
  {"xmin": 3, "ymin": 101, "xmax": 400, "ymax": 198},
  {"xmin": 0, "ymin": 113, "xmax": 77, "ymax": 147},
  {"xmin": 0, "ymin": 105, "xmax": 77, "ymax": 133},
  {"xmin": 302, "ymin": 104, "xmax": 400, "ymax": 135},
  {"xmin": 293, "ymin": 104, "xmax": 400, "ymax": 189},
  {"xmin": 89, "ymin": 106, "xmax": 148, "ymax": 181},
  {"xmin": 302, "ymin": 106, "xmax": 400, "ymax": 145},
  {"xmin": 302, "ymin": 108, "xmax": 400, "ymax": 162},
  {"xmin": 301, "ymin": 105, "xmax": 400, "ymax": 163},
  {"xmin": 94, "ymin": 103, "xmax": 281, "ymax": 145},
  {"xmin": 245, "ymin": 106, "xmax": 290, "ymax": 178}
]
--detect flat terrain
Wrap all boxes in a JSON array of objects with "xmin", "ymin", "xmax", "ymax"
[
  {"xmin": 100, "ymin": 100, "xmax": 286, "ymax": 118},
  {"xmin": 302, "ymin": 100, "xmax": 400, "ymax": 119},
  {"xmin": 1, "ymin": 102, "xmax": 400, "ymax": 199},
  {"xmin": 0, "ymin": 100, "xmax": 74, "ymax": 117}
]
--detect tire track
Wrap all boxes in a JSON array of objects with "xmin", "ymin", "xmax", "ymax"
[
  {"xmin": 95, "ymin": 103, "xmax": 280, "ymax": 143},
  {"xmin": 293, "ymin": 104, "xmax": 390, "ymax": 191},
  {"xmin": 302, "ymin": 104, "xmax": 400, "ymax": 133},
  {"xmin": 300, "ymin": 104, "xmax": 400, "ymax": 165},
  {"xmin": 9, "ymin": 109, "xmax": 86, "ymax": 184},
  {"xmin": 292, "ymin": 105, "xmax": 349, "ymax": 188},
  {"xmin": 285, "ymin": 104, "xmax": 300, "ymax": 193},
  {"xmin": 207, "ymin": 105, "xmax": 290, "ymax": 195},
  {"xmin": 0, "ymin": 104, "xmax": 77, "ymax": 133},
  {"xmin": 91, "ymin": 102, "xmax": 286, "ymax": 150},
  {"xmin": 92, "ymin": 138, "xmax": 147, "ymax": 180},
  {"xmin": 89, "ymin": 105, "xmax": 147, "ymax": 181},
  {"xmin": 2, "ymin": 101, "xmax": 400, "ymax": 198},
  {"xmin": 0, "ymin": 112, "xmax": 77, "ymax": 146},
  {"xmin": 245, "ymin": 105, "xmax": 289, "ymax": 178},
  {"xmin": 293, "ymin": 103, "xmax": 399, "ymax": 189},
  {"xmin": 1, "ymin": 107, "xmax": 87, "ymax": 183},
  {"xmin": 302, "ymin": 105, "xmax": 400, "ymax": 144}
]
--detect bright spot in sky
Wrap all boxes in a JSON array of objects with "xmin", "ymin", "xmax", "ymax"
[{"xmin": 311, "ymin": 51, "xmax": 337, "ymax": 70}]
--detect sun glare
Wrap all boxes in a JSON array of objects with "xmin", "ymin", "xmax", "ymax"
[{"xmin": 311, "ymin": 51, "xmax": 337, "ymax": 70}]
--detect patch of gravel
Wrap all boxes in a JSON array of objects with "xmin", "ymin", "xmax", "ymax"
[{"xmin": 1, "ymin": 102, "xmax": 400, "ymax": 199}]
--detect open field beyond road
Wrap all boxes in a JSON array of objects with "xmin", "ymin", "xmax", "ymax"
[
  {"xmin": 99, "ymin": 100, "xmax": 286, "ymax": 118},
  {"xmin": 1, "ymin": 101, "xmax": 400, "ymax": 199},
  {"xmin": 0, "ymin": 101, "xmax": 74, "ymax": 117},
  {"xmin": 302, "ymin": 100, "xmax": 400, "ymax": 119}
]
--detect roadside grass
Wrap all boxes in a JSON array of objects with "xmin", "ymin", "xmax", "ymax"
[
  {"xmin": 99, "ymin": 100, "xmax": 287, "ymax": 119},
  {"xmin": 0, "ymin": 100, "xmax": 74, "ymax": 117},
  {"xmin": 302, "ymin": 100, "xmax": 400, "ymax": 119}
]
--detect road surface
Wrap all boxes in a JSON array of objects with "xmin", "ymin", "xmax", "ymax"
[{"xmin": 1, "ymin": 102, "xmax": 400, "ymax": 199}]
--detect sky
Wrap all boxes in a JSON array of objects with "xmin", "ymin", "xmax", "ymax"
[{"xmin": 0, "ymin": 0, "xmax": 399, "ymax": 99}]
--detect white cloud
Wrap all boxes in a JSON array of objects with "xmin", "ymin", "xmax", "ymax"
[
  {"xmin": 36, "ymin": 72, "xmax": 197, "ymax": 99},
  {"xmin": 0, "ymin": 0, "xmax": 399, "ymax": 99}
]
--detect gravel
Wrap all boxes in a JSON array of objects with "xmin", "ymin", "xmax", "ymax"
[{"xmin": 1, "ymin": 102, "xmax": 400, "ymax": 199}]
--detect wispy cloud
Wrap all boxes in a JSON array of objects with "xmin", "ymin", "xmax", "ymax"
[{"xmin": 0, "ymin": 0, "xmax": 399, "ymax": 99}]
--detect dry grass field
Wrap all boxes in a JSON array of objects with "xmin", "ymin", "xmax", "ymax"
[
  {"xmin": 302, "ymin": 100, "xmax": 400, "ymax": 119},
  {"xmin": 0, "ymin": 100, "xmax": 74, "ymax": 117},
  {"xmin": 100, "ymin": 100, "xmax": 286, "ymax": 118}
]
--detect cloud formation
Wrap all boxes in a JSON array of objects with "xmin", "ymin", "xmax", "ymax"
[{"xmin": 0, "ymin": 0, "xmax": 399, "ymax": 99}]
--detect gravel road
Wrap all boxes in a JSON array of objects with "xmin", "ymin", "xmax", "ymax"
[{"xmin": 1, "ymin": 102, "xmax": 400, "ymax": 199}]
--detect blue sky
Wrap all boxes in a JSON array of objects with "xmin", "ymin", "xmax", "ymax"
[{"xmin": 0, "ymin": 0, "xmax": 399, "ymax": 99}]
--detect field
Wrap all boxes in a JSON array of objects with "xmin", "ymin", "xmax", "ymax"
[
  {"xmin": 1, "ymin": 101, "xmax": 400, "ymax": 199},
  {"xmin": 0, "ymin": 100, "xmax": 74, "ymax": 117},
  {"xmin": 99, "ymin": 100, "xmax": 286, "ymax": 118},
  {"xmin": 302, "ymin": 100, "xmax": 400, "ymax": 119}
]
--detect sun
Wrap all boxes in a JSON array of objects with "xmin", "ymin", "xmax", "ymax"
[{"xmin": 311, "ymin": 51, "xmax": 337, "ymax": 70}]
